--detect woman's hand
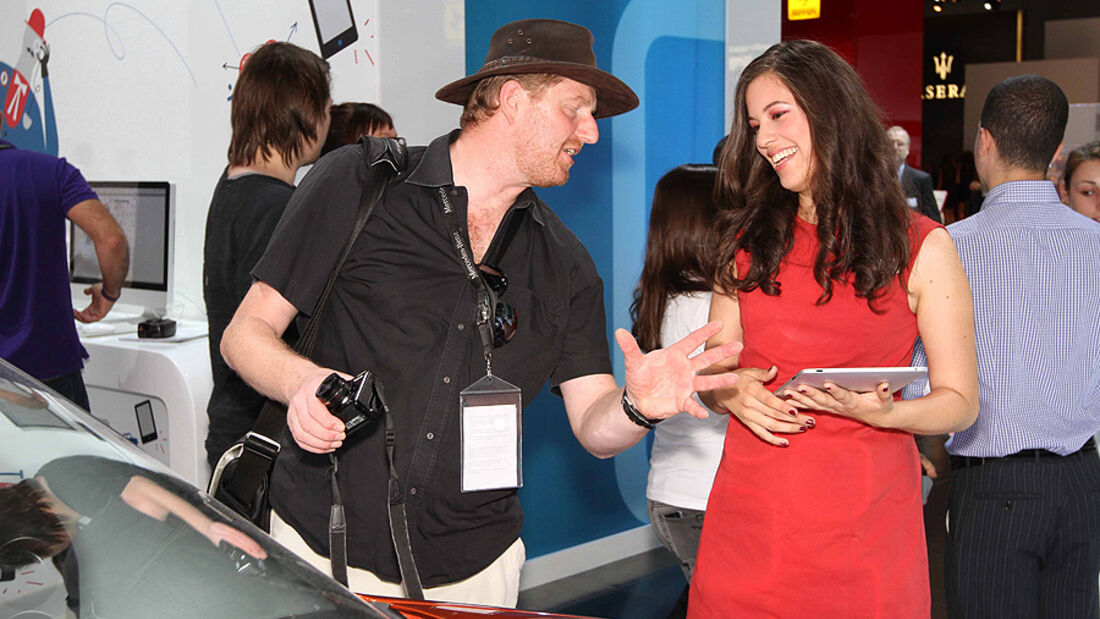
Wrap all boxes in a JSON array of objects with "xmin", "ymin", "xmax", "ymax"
[
  {"xmin": 717, "ymin": 366, "xmax": 815, "ymax": 447},
  {"xmin": 781, "ymin": 381, "xmax": 896, "ymax": 427}
]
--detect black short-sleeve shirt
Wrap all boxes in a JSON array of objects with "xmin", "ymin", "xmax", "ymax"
[
  {"xmin": 202, "ymin": 171, "xmax": 296, "ymax": 466},
  {"xmin": 252, "ymin": 131, "xmax": 612, "ymax": 586}
]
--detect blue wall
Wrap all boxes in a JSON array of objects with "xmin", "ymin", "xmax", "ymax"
[{"xmin": 465, "ymin": 0, "xmax": 724, "ymax": 558}]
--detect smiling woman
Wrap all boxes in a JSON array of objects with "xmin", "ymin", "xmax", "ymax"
[{"xmin": 690, "ymin": 40, "xmax": 978, "ymax": 618}]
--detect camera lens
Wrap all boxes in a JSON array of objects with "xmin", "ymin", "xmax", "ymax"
[{"xmin": 315, "ymin": 374, "xmax": 352, "ymax": 413}]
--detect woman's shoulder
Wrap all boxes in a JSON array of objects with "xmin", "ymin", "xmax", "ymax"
[
  {"xmin": 908, "ymin": 212, "xmax": 944, "ymax": 244},
  {"xmin": 906, "ymin": 213, "xmax": 946, "ymax": 268}
]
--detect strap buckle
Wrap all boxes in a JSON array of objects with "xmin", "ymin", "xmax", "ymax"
[{"xmin": 242, "ymin": 431, "xmax": 281, "ymax": 460}]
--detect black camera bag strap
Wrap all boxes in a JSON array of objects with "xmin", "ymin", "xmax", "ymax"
[{"xmin": 219, "ymin": 136, "xmax": 407, "ymax": 543}]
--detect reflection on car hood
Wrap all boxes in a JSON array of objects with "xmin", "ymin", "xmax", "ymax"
[{"xmin": 0, "ymin": 359, "xmax": 391, "ymax": 618}]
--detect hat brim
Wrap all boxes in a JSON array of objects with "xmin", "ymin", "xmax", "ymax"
[{"xmin": 435, "ymin": 60, "xmax": 639, "ymax": 119}]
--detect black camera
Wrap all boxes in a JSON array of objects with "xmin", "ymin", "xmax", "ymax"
[{"xmin": 315, "ymin": 371, "xmax": 388, "ymax": 436}]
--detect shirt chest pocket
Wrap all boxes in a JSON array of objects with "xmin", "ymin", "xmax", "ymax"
[{"xmin": 490, "ymin": 286, "xmax": 562, "ymax": 381}]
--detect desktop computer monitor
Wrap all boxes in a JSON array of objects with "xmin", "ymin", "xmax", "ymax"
[{"xmin": 70, "ymin": 181, "xmax": 173, "ymax": 318}]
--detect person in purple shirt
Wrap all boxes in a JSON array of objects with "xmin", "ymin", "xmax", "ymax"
[
  {"xmin": 0, "ymin": 140, "xmax": 128, "ymax": 409},
  {"xmin": 908, "ymin": 75, "xmax": 1100, "ymax": 619}
]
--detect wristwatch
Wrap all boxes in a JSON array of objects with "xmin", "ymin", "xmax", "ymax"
[{"xmin": 621, "ymin": 389, "xmax": 663, "ymax": 430}]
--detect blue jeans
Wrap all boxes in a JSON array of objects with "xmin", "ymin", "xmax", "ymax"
[{"xmin": 42, "ymin": 370, "xmax": 91, "ymax": 411}]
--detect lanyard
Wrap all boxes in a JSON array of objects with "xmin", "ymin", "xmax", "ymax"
[{"xmin": 434, "ymin": 186, "xmax": 523, "ymax": 374}]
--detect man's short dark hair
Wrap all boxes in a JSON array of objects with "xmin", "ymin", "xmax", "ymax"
[
  {"xmin": 227, "ymin": 42, "xmax": 331, "ymax": 168},
  {"xmin": 979, "ymin": 75, "xmax": 1068, "ymax": 173},
  {"xmin": 0, "ymin": 479, "xmax": 68, "ymax": 570}
]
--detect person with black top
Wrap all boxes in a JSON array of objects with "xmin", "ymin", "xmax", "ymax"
[
  {"xmin": 202, "ymin": 41, "xmax": 331, "ymax": 472},
  {"xmin": 220, "ymin": 19, "xmax": 741, "ymax": 607}
]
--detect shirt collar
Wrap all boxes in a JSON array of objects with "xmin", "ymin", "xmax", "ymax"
[
  {"xmin": 406, "ymin": 129, "xmax": 545, "ymax": 226},
  {"xmin": 982, "ymin": 179, "xmax": 1060, "ymax": 208}
]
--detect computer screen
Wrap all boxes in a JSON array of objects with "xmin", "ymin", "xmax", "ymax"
[{"xmin": 70, "ymin": 181, "xmax": 172, "ymax": 315}]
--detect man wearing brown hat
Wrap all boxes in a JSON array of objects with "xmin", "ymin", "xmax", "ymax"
[{"xmin": 221, "ymin": 18, "xmax": 741, "ymax": 606}]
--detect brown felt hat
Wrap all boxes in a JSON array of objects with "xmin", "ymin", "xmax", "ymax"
[{"xmin": 435, "ymin": 18, "xmax": 639, "ymax": 119}]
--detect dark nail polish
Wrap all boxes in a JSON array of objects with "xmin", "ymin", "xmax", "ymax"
[
  {"xmin": 779, "ymin": 440, "xmax": 789, "ymax": 447},
  {"xmin": 798, "ymin": 388, "xmax": 808, "ymax": 394},
  {"xmin": 805, "ymin": 418, "xmax": 815, "ymax": 428},
  {"xmin": 788, "ymin": 409, "xmax": 798, "ymax": 417},
  {"xmin": 798, "ymin": 426, "xmax": 808, "ymax": 433}
]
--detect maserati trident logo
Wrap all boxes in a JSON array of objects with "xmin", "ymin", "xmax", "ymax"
[{"xmin": 933, "ymin": 52, "xmax": 954, "ymax": 81}]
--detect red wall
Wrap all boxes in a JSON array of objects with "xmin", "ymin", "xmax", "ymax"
[{"xmin": 782, "ymin": 0, "xmax": 926, "ymax": 167}]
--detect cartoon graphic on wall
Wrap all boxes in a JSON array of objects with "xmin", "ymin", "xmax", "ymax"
[{"xmin": 0, "ymin": 9, "xmax": 57, "ymax": 155}]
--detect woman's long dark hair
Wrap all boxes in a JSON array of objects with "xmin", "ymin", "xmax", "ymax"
[
  {"xmin": 714, "ymin": 40, "xmax": 911, "ymax": 307},
  {"xmin": 631, "ymin": 164, "xmax": 720, "ymax": 352}
]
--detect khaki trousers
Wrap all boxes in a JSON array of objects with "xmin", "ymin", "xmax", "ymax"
[{"xmin": 270, "ymin": 510, "xmax": 525, "ymax": 608}]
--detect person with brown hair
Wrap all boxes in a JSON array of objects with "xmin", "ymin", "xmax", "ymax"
[
  {"xmin": 630, "ymin": 164, "xmax": 725, "ymax": 617},
  {"xmin": 688, "ymin": 40, "xmax": 978, "ymax": 617},
  {"xmin": 1060, "ymin": 140, "xmax": 1100, "ymax": 223},
  {"xmin": 319, "ymin": 102, "xmax": 396, "ymax": 157},
  {"xmin": 202, "ymin": 41, "xmax": 331, "ymax": 472},
  {"xmin": 220, "ymin": 18, "xmax": 741, "ymax": 607}
]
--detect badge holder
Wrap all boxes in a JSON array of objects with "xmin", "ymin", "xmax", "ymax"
[{"xmin": 459, "ymin": 374, "xmax": 522, "ymax": 493}]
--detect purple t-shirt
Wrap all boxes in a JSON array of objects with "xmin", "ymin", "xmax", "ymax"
[{"xmin": 0, "ymin": 140, "xmax": 98, "ymax": 379}]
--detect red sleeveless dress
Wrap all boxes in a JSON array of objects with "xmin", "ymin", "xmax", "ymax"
[{"xmin": 688, "ymin": 215, "xmax": 940, "ymax": 618}]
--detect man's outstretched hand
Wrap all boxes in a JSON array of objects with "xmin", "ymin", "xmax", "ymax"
[{"xmin": 616, "ymin": 321, "xmax": 742, "ymax": 421}]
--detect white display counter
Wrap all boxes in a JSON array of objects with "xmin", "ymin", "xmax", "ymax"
[{"xmin": 80, "ymin": 320, "xmax": 212, "ymax": 487}]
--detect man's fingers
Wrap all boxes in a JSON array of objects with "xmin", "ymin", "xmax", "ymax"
[
  {"xmin": 614, "ymin": 328, "xmax": 644, "ymax": 365},
  {"xmin": 682, "ymin": 397, "xmax": 711, "ymax": 420},
  {"xmin": 288, "ymin": 404, "xmax": 341, "ymax": 453},
  {"xmin": 286, "ymin": 409, "xmax": 325, "ymax": 453},
  {"xmin": 690, "ymin": 340, "xmax": 743, "ymax": 372},
  {"xmin": 693, "ymin": 372, "xmax": 739, "ymax": 393},
  {"xmin": 668, "ymin": 320, "xmax": 724, "ymax": 355}
]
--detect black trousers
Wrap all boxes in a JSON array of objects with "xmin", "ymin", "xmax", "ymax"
[
  {"xmin": 43, "ymin": 369, "xmax": 91, "ymax": 412},
  {"xmin": 946, "ymin": 448, "xmax": 1100, "ymax": 618}
]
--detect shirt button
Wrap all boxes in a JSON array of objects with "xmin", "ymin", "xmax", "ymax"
[
  {"xmin": 409, "ymin": 487, "xmax": 418, "ymax": 495},
  {"xmin": 443, "ymin": 376, "xmax": 451, "ymax": 384},
  {"xmin": 457, "ymin": 323, "xmax": 465, "ymax": 331},
  {"xmin": 426, "ymin": 432, "xmax": 434, "ymax": 440}
]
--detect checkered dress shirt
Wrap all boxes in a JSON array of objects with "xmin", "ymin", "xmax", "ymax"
[{"xmin": 905, "ymin": 180, "xmax": 1100, "ymax": 456}]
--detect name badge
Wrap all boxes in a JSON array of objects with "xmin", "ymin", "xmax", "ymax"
[{"xmin": 459, "ymin": 375, "xmax": 523, "ymax": 492}]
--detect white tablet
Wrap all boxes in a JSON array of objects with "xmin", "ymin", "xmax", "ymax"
[{"xmin": 774, "ymin": 366, "xmax": 928, "ymax": 396}]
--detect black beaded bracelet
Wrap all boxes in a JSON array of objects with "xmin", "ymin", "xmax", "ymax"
[
  {"xmin": 101, "ymin": 287, "xmax": 120, "ymax": 302},
  {"xmin": 621, "ymin": 389, "xmax": 662, "ymax": 430}
]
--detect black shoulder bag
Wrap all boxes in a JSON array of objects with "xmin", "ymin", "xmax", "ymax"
[{"xmin": 208, "ymin": 136, "xmax": 407, "ymax": 530}]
